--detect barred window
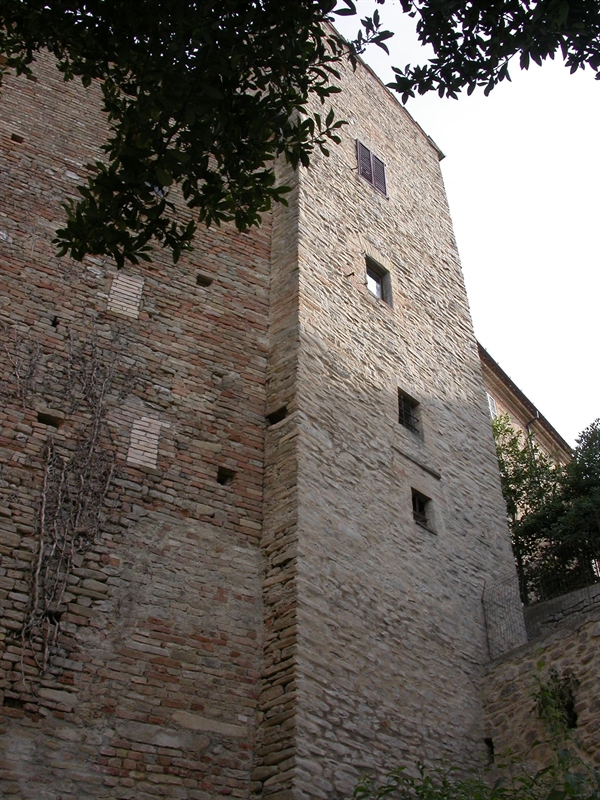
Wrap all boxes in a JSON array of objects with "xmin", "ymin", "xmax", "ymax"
[
  {"xmin": 399, "ymin": 390, "xmax": 420, "ymax": 435},
  {"xmin": 412, "ymin": 489, "xmax": 433, "ymax": 531}
]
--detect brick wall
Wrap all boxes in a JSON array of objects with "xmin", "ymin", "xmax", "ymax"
[
  {"xmin": 0, "ymin": 54, "xmax": 270, "ymax": 799},
  {"xmin": 247, "ymin": 55, "xmax": 524, "ymax": 800},
  {"xmin": 291, "ymin": 58, "xmax": 523, "ymax": 798}
]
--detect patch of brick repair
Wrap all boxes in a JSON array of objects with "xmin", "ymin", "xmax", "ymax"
[
  {"xmin": 127, "ymin": 417, "xmax": 162, "ymax": 468},
  {"xmin": 107, "ymin": 273, "xmax": 145, "ymax": 318}
]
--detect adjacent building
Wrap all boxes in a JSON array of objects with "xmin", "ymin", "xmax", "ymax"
[{"xmin": 479, "ymin": 342, "xmax": 572, "ymax": 464}]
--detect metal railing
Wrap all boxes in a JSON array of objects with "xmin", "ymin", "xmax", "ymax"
[{"xmin": 483, "ymin": 535, "xmax": 600, "ymax": 659}]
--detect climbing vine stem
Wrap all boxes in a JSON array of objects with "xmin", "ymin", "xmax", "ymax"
[{"xmin": 18, "ymin": 327, "xmax": 128, "ymax": 678}]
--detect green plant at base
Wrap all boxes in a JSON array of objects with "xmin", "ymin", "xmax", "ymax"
[
  {"xmin": 533, "ymin": 662, "xmax": 580, "ymax": 746},
  {"xmin": 353, "ymin": 755, "xmax": 600, "ymax": 800},
  {"xmin": 354, "ymin": 662, "xmax": 598, "ymax": 800}
]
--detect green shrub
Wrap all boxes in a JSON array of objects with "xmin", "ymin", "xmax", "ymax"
[
  {"xmin": 354, "ymin": 664, "xmax": 599, "ymax": 800},
  {"xmin": 353, "ymin": 755, "xmax": 600, "ymax": 800}
]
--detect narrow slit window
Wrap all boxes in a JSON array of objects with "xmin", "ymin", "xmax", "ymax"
[
  {"xmin": 398, "ymin": 390, "xmax": 420, "ymax": 435},
  {"xmin": 412, "ymin": 489, "xmax": 434, "ymax": 532},
  {"xmin": 357, "ymin": 141, "xmax": 387, "ymax": 196}
]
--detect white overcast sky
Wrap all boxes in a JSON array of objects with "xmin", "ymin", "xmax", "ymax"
[{"xmin": 335, "ymin": 3, "xmax": 600, "ymax": 447}]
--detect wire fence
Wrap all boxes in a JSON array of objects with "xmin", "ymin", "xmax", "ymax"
[
  {"xmin": 482, "ymin": 562, "xmax": 600, "ymax": 659},
  {"xmin": 519, "ymin": 550, "xmax": 600, "ymax": 606},
  {"xmin": 482, "ymin": 573, "xmax": 527, "ymax": 660}
]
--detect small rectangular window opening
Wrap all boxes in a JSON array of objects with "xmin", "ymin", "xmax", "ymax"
[
  {"xmin": 486, "ymin": 393, "xmax": 497, "ymax": 418},
  {"xmin": 3, "ymin": 696, "xmax": 25, "ymax": 709},
  {"xmin": 412, "ymin": 489, "xmax": 434, "ymax": 531},
  {"xmin": 399, "ymin": 390, "xmax": 420, "ymax": 435},
  {"xmin": 266, "ymin": 406, "xmax": 288, "ymax": 426},
  {"xmin": 365, "ymin": 257, "xmax": 391, "ymax": 305},
  {"xmin": 37, "ymin": 412, "xmax": 63, "ymax": 429},
  {"xmin": 217, "ymin": 466, "xmax": 235, "ymax": 486},
  {"xmin": 196, "ymin": 273, "xmax": 213, "ymax": 287},
  {"xmin": 367, "ymin": 266, "xmax": 383, "ymax": 300}
]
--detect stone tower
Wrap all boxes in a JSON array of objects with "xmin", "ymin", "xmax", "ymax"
[{"xmin": 0, "ymin": 49, "xmax": 523, "ymax": 800}]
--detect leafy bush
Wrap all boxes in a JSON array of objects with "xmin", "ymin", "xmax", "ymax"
[
  {"xmin": 354, "ymin": 663, "xmax": 599, "ymax": 800},
  {"xmin": 354, "ymin": 755, "xmax": 600, "ymax": 800},
  {"xmin": 492, "ymin": 416, "xmax": 600, "ymax": 604}
]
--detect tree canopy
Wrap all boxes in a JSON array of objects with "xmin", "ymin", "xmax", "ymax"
[
  {"xmin": 1, "ymin": 0, "xmax": 599, "ymax": 266},
  {"xmin": 493, "ymin": 415, "xmax": 600, "ymax": 603},
  {"xmin": 387, "ymin": 0, "xmax": 600, "ymax": 101}
]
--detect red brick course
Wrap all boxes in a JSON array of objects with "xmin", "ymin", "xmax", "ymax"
[{"xmin": 1, "ymin": 53, "xmax": 270, "ymax": 798}]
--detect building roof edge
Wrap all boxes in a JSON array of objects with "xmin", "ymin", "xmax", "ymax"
[
  {"xmin": 477, "ymin": 341, "xmax": 573, "ymax": 457},
  {"xmin": 326, "ymin": 21, "xmax": 446, "ymax": 162}
]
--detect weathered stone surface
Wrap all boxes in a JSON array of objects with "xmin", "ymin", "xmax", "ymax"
[
  {"xmin": 0, "ymin": 41, "xmax": 522, "ymax": 800},
  {"xmin": 483, "ymin": 608, "xmax": 600, "ymax": 767},
  {"xmin": 116, "ymin": 720, "xmax": 211, "ymax": 750},
  {"xmin": 524, "ymin": 583, "xmax": 600, "ymax": 639},
  {"xmin": 261, "ymin": 52, "xmax": 521, "ymax": 800},
  {"xmin": 37, "ymin": 688, "xmax": 78, "ymax": 708},
  {"xmin": 171, "ymin": 711, "xmax": 247, "ymax": 737}
]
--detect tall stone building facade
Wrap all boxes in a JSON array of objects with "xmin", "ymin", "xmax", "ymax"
[{"xmin": 0, "ymin": 51, "xmax": 523, "ymax": 799}]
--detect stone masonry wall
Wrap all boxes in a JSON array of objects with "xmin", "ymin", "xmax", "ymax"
[
  {"xmin": 0, "ymin": 56, "xmax": 270, "ymax": 799},
  {"xmin": 292, "ymin": 57, "xmax": 525, "ymax": 799},
  {"xmin": 1, "ymin": 44, "xmax": 526, "ymax": 800},
  {"xmin": 483, "ymin": 608, "xmax": 600, "ymax": 768},
  {"xmin": 524, "ymin": 583, "xmax": 600, "ymax": 640},
  {"xmin": 252, "ymin": 164, "xmax": 301, "ymax": 799}
]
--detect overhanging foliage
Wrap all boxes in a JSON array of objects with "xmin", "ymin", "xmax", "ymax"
[{"xmin": 1, "ymin": 0, "xmax": 599, "ymax": 265}]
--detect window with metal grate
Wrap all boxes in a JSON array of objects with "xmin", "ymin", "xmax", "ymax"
[
  {"xmin": 399, "ymin": 390, "xmax": 420, "ymax": 435},
  {"xmin": 357, "ymin": 141, "xmax": 387, "ymax": 196},
  {"xmin": 412, "ymin": 489, "xmax": 433, "ymax": 531}
]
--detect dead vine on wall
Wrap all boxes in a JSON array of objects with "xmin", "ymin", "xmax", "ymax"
[
  {"xmin": 25, "ymin": 437, "xmax": 114, "ymax": 673},
  {"xmin": 1, "ymin": 324, "xmax": 42, "ymax": 408},
  {"xmin": 2, "ymin": 325, "xmax": 130, "ymax": 677}
]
